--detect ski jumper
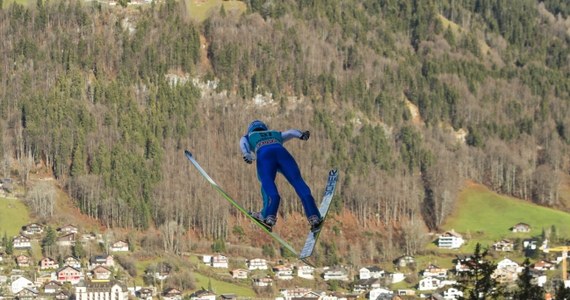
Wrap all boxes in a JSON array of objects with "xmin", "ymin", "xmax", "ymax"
[{"xmin": 240, "ymin": 129, "xmax": 321, "ymax": 224}]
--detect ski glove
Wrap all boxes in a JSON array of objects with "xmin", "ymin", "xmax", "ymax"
[
  {"xmin": 243, "ymin": 153, "xmax": 253, "ymax": 164},
  {"xmin": 300, "ymin": 130, "xmax": 310, "ymax": 141}
]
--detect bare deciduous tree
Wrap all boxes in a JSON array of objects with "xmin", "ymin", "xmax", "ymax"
[
  {"xmin": 532, "ymin": 165, "xmax": 560, "ymax": 206},
  {"xmin": 159, "ymin": 220, "xmax": 185, "ymax": 254},
  {"xmin": 26, "ymin": 181, "xmax": 55, "ymax": 218}
]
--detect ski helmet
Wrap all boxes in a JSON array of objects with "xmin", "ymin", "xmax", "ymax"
[{"xmin": 248, "ymin": 120, "xmax": 268, "ymax": 133}]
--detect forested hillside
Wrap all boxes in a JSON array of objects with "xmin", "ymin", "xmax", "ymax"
[{"xmin": 1, "ymin": 0, "xmax": 569, "ymax": 261}]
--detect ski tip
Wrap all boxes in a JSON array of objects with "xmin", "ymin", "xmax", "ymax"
[
  {"xmin": 329, "ymin": 169, "xmax": 339, "ymax": 176},
  {"xmin": 184, "ymin": 149, "xmax": 193, "ymax": 158}
]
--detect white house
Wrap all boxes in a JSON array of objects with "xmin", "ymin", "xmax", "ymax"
[
  {"xmin": 296, "ymin": 265, "xmax": 315, "ymax": 279},
  {"xmin": 443, "ymin": 287, "xmax": 464, "ymax": 300},
  {"xmin": 323, "ymin": 266, "xmax": 349, "ymax": 281},
  {"xmin": 22, "ymin": 223, "xmax": 44, "ymax": 235},
  {"xmin": 13, "ymin": 235, "xmax": 31, "ymax": 249},
  {"xmin": 15, "ymin": 286, "xmax": 39, "ymax": 299},
  {"xmin": 211, "ymin": 255, "xmax": 228, "ymax": 268},
  {"xmin": 253, "ymin": 277, "xmax": 273, "ymax": 287},
  {"xmin": 44, "ymin": 281, "xmax": 62, "ymax": 294},
  {"xmin": 369, "ymin": 288, "xmax": 393, "ymax": 300},
  {"xmin": 58, "ymin": 224, "xmax": 79, "ymax": 235},
  {"xmin": 394, "ymin": 255, "xmax": 415, "ymax": 267},
  {"xmin": 418, "ymin": 276, "xmax": 441, "ymax": 291},
  {"xmin": 359, "ymin": 266, "xmax": 385, "ymax": 279},
  {"xmin": 353, "ymin": 278, "xmax": 382, "ymax": 293},
  {"xmin": 496, "ymin": 258, "xmax": 521, "ymax": 271},
  {"xmin": 438, "ymin": 230, "xmax": 464, "ymax": 249},
  {"xmin": 162, "ymin": 288, "xmax": 182, "ymax": 300},
  {"xmin": 64, "ymin": 256, "xmax": 82, "ymax": 269},
  {"xmin": 75, "ymin": 281, "xmax": 128, "ymax": 300},
  {"xmin": 189, "ymin": 289, "xmax": 216, "ymax": 300},
  {"xmin": 422, "ymin": 264, "xmax": 448, "ymax": 278},
  {"xmin": 523, "ymin": 239, "xmax": 538, "ymax": 250},
  {"xmin": 110, "ymin": 240, "xmax": 129, "ymax": 252},
  {"xmin": 273, "ymin": 265, "xmax": 294, "ymax": 280},
  {"xmin": 230, "ymin": 269, "xmax": 248, "ymax": 279},
  {"xmin": 279, "ymin": 287, "xmax": 320, "ymax": 299},
  {"xmin": 389, "ymin": 272, "xmax": 405, "ymax": 284},
  {"xmin": 494, "ymin": 258, "xmax": 522, "ymax": 283},
  {"xmin": 511, "ymin": 222, "xmax": 531, "ymax": 233},
  {"xmin": 247, "ymin": 258, "xmax": 268, "ymax": 270},
  {"xmin": 11, "ymin": 276, "xmax": 35, "ymax": 294}
]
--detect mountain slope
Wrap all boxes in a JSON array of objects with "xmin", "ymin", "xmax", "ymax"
[{"xmin": 0, "ymin": 0, "xmax": 569, "ymax": 259}]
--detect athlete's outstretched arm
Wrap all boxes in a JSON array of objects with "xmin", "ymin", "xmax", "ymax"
[{"xmin": 282, "ymin": 129, "xmax": 309, "ymax": 142}]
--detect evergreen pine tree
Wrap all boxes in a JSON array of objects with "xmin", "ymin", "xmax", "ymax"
[
  {"xmin": 4, "ymin": 234, "xmax": 14, "ymax": 255},
  {"xmin": 211, "ymin": 239, "xmax": 226, "ymax": 253},
  {"xmin": 42, "ymin": 226, "xmax": 57, "ymax": 257},
  {"xmin": 512, "ymin": 258, "xmax": 544, "ymax": 300},
  {"xmin": 555, "ymin": 281, "xmax": 570, "ymax": 300},
  {"xmin": 72, "ymin": 240, "xmax": 86, "ymax": 259},
  {"xmin": 456, "ymin": 243, "xmax": 502, "ymax": 299}
]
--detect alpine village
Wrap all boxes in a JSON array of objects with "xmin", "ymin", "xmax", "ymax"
[{"xmin": 1, "ymin": 0, "xmax": 570, "ymax": 299}]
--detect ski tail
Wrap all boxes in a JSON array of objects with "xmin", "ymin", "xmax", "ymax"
[{"xmin": 299, "ymin": 169, "xmax": 339, "ymax": 260}]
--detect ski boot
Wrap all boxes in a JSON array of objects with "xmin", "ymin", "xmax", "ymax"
[
  {"xmin": 249, "ymin": 211, "xmax": 274, "ymax": 232},
  {"xmin": 309, "ymin": 216, "xmax": 324, "ymax": 233}
]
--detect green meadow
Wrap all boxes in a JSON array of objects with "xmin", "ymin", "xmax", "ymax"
[
  {"xmin": 185, "ymin": 0, "xmax": 247, "ymax": 23},
  {"xmin": 192, "ymin": 271, "xmax": 255, "ymax": 296},
  {"xmin": 0, "ymin": 197, "xmax": 30, "ymax": 236},
  {"xmin": 442, "ymin": 184, "xmax": 570, "ymax": 248},
  {"xmin": 134, "ymin": 255, "xmax": 255, "ymax": 296}
]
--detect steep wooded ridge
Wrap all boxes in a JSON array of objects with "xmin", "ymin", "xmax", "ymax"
[{"xmin": 0, "ymin": 0, "xmax": 569, "ymax": 259}]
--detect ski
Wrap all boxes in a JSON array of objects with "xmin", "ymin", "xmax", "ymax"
[
  {"xmin": 184, "ymin": 150, "xmax": 298, "ymax": 256},
  {"xmin": 299, "ymin": 169, "xmax": 339, "ymax": 261}
]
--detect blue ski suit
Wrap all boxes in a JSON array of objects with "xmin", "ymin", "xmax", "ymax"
[{"xmin": 240, "ymin": 129, "xmax": 321, "ymax": 224}]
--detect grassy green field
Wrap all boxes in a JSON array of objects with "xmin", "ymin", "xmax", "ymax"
[
  {"xmin": 191, "ymin": 255, "xmax": 256, "ymax": 296},
  {"xmin": 193, "ymin": 271, "xmax": 255, "ymax": 296},
  {"xmin": 442, "ymin": 184, "xmax": 570, "ymax": 248},
  {"xmin": 134, "ymin": 255, "xmax": 255, "ymax": 296},
  {"xmin": 0, "ymin": 197, "xmax": 30, "ymax": 236},
  {"xmin": 185, "ymin": 0, "xmax": 247, "ymax": 23}
]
